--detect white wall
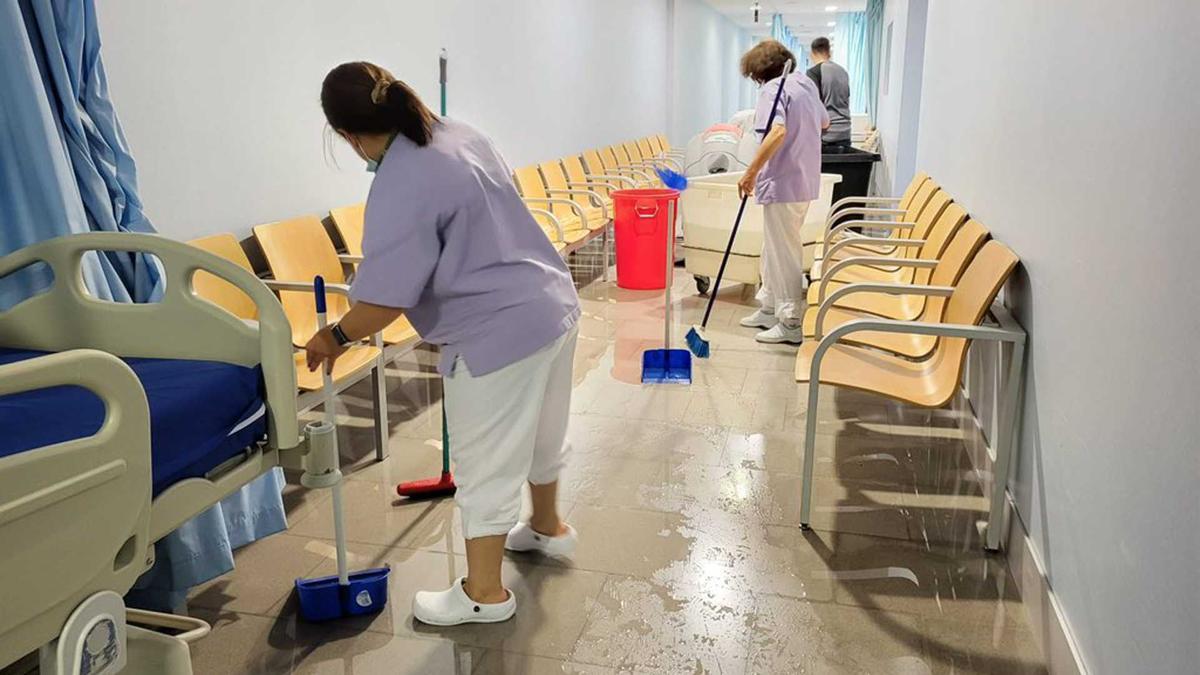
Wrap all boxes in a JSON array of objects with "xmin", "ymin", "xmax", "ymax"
[
  {"xmin": 97, "ymin": 0, "xmax": 670, "ymax": 239},
  {"xmin": 872, "ymin": 0, "xmax": 927, "ymax": 195},
  {"xmin": 917, "ymin": 2, "xmax": 1200, "ymax": 673},
  {"xmin": 668, "ymin": 0, "xmax": 752, "ymax": 146}
]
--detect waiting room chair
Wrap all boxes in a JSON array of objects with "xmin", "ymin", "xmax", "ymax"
[
  {"xmin": 813, "ymin": 178, "xmax": 940, "ymax": 265},
  {"xmin": 189, "ymin": 233, "xmax": 390, "ymax": 458},
  {"xmin": 796, "ymin": 240, "xmax": 1025, "ymax": 551},
  {"xmin": 512, "ymin": 166, "xmax": 595, "ymax": 254},
  {"xmin": 815, "ymin": 171, "xmax": 932, "ymax": 261},
  {"xmin": 802, "ymin": 218, "xmax": 989, "ymax": 358}
]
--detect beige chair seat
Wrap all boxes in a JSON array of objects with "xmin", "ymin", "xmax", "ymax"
[
  {"xmin": 293, "ymin": 346, "xmax": 381, "ymax": 391},
  {"xmin": 802, "ymin": 306, "xmax": 938, "ymax": 359},
  {"xmin": 796, "ymin": 341, "xmax": 952, "ymax": 407}
]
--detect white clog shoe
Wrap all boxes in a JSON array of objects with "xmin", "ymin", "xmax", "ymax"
[
  {"xmin": 412, "ymin": 577, "xmax": 516, "ymax": 626},
  {"xmin": 505, "ymin": 522, "xmax": 578, "ymax": 558}
]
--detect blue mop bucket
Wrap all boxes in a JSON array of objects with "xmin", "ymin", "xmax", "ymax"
[{"xmin": 295, "ymin": 567, "xmax": 391, "ymax": 622}]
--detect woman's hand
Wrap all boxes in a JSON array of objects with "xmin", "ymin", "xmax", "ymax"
[
  {"xmin": 738, "ymin": 171, "xmax": 757, "ymax": 199},
  {"xmin": 305, "ymin": 327, "xmax": 348, "ymax": 374}
]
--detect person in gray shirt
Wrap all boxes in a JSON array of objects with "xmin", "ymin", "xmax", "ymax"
[{"xmin": 805, "ymin": 37, "xmax": 852, "ymax": 149}]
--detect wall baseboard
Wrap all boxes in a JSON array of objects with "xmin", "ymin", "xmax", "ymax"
[{"xmin": 1004, "ymin": 502, "xmax": 1090, "ymax": 675}]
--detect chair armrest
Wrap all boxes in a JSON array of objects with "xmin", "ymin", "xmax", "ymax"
[
  {"xmin": 816, "ymin": 255, "xmax": 936, "ymax": 304},
  {"xmin": 814, "ymin": 282, "xmax": 953, "ymax": 338},
  {"xmin": 264, "ymin": 279, "xmax": 353, "ymax": 297},
  {"xmin": 527, "ymin": 208, "xmax": 565, "ymax": 239},
  {"xmin": 520, "ymin": 197, "xmax": 589, "ymax": 228},
  {"xmin": 338, "ymin": 254, "xmax": 364, "ymax": 264},
  {"xmin": 822, "ymin": 234, "xmax": 923, "ymax": 263},
  {"xmin": 585, "ymin": 173, "xmax": 638, "ymax": 188},
  {"xmin": 823, "ymin": 207, "xmax": 907, "ymax": 228},
  {"xmin": 824, "ymin": 219, "xmax": 916, "ymax": 248},
  {"xmin": 830, "ymin": 196, "xmax": 901, "ymax": 212},
  {"xmin": 547, "ymin": 189, "xmax": 609, "ymax": 220}
]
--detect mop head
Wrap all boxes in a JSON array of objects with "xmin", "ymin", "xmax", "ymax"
[
  {"xmin": 655, "ymin": 167, "xmax": 689, "ymax": 191},
  {"xmin": 396, "ymin": 471, "xmax": 457, "ymax": 499},
  {"xmin": 685, "ymin": 325, "xmax": 710, "ymax": 358}
]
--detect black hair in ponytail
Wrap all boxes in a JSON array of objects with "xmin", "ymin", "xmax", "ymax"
[{"xmin": 321, "ymin": 61, "xmax": 437, "ymax": 146}]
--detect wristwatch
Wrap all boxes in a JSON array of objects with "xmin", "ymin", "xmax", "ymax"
[{"xmin": 330, "ymin": 323, "xmax": 353, "ymax": 347}]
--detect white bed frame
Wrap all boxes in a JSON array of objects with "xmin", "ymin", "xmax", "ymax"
[{"xmin": 0, "ymin": 233, "xmax": 323, "ymax": 672}]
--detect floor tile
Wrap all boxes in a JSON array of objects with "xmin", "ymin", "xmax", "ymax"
[{"xmin": 188, "ymin": 533, "xmax": 326, "ymax": 615}]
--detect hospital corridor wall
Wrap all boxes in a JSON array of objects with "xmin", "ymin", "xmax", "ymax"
[
  {"xmin": 96, "ymin": 0, "xmax": 672, "ymax": 239},
  {"xmin": 915, "ymin": 1, "xmax": 1200, "ymax": 673},
  {"xmin": 667, "ymin": 0, "xmax": 754, "ymax": 147}
]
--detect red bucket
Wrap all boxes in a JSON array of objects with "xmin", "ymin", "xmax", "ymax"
[{"xmin": 611, "ymin": 188, "xmax": 679, "ymax": 290}]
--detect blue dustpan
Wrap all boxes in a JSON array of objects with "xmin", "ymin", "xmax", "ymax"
[
  {"xmin": 296, "ymin": 566, "xmax": 391, "ymax": 622},
  {"xmin": 642, "ymin": 348, "xmax": 692, "ymax": 385}
]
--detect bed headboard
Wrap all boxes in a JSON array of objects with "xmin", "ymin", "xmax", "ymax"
[{"xmin": 0, "ymin": 233, "xmax": 300, "ymax": 450}]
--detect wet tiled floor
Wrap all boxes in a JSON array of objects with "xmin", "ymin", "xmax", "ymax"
[{"xmin": 186, "ymin": 267, "xmax": 1047, "ymax": 674}]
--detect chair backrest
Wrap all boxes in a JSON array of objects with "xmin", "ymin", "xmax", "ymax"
[
  {"xmin": 901, "ymin": 179, "xmax": 940, "ymax": 226},
  {"xmin": 188, "ymin": 234, "xmax": 258, "ymax": 321},
  {"xmin": 637, "ymin": 137, "xmax": 656, "ymax": 158},
  {"xmin": 904, "ymin": 190, "xmax": 953, "ymax": 257},
  {"xmin": 513, "ymin": 165, "xmax": 549, "ymax": 200},
  {"xmin": 564, "ymin": 154, "xmax": 605, "ymax": 197},
  {"xmin": 915, "ymin": 202, "xmax": 969, "ymax": 267},
  {"xmin": 624, "ymin": 140, "xmax": 644, "ymax": 163},
  {"xmin": 582, "ymin": 149, "xmax": 609, "ymax": 176},
  {"xmin": 656, "ymin": 134, "xmax": 670, "ymax": 151},
  {"xmin": 919, "ymin": 219, "xmax": 990, "ymax": 321},
  {"xmin": 540, "ymin": 159, "xmax": 590, "ymax": 212},
  {"xmin": 898, "ymin": 171, "xmax": 930, "ymax": 210},
  {"xmin": 604, "ymin": 147, "xmax": 628, "ymax": 172},
  {"xmin": 253, "ymin": 216, "xmax": 348, "ymax": 344},
  {"xmin": 329, "ymin": 204, "xmax": 366, "ymax": 258},
  {"xmin": 924, "ymin": 240, "xmax": 1019, "ymax": 406},
  {"xmin": 647, "ymin": 136, "xmax": 664, "ymax": 155},
  {"xmin": 609, "ymin": 144, "xmax": 632, "ymax": 168}
]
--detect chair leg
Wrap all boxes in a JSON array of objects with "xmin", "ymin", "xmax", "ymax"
[
  {"xmin": 602, "ymin": 223, "xmax": 610, "ymax": 282},
  {"xmin": 800, "ymin": 380, "xmax": 822, "ymax": 529},
  {"xmin": 985, "ymin": 338, "xmax": 1026, "ymax": 551},
  {"xmin": 370, "ymin": 351, "xmax": 389, "ymax": 462}
]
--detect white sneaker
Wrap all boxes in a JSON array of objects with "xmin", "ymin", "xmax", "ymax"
[
  {"xmin": 740, "ymin": 309, "xmax": 778, "ymax": 329},
  {"xmin": 505, "ymin": 522, "xmax": 578, "ymax": 557},
  {"xmin": 755, "ymin": 323, "xmax": 804, "ymax": 344},
  {"xmin": 412, "ymin": 577, "xmax": 516, "ymax": 626}
]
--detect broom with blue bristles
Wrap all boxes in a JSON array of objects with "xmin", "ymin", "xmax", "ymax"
[{"xmin": 685, "ymin": 59, "xmax": 793, "ymax": 359}]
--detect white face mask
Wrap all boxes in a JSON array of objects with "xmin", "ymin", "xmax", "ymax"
[{"xmin": 345, "ymin": 134, "xmax": 377, "ymax": 173}]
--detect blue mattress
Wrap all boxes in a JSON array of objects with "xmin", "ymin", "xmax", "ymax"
[{"xmin": 0, "ymin": 349, "xmax": 267, "ymax": 496}]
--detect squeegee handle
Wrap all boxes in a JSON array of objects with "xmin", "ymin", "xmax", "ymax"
[
  {"xmin": 699, "ymin": 59, "xmax": 792, "ymax": 330},
  {"xmin": 313, "ymin": 276, "xmax": 336, "ymax": 424}
]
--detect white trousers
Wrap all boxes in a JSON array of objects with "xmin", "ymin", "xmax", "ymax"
[
  {"xmin": 444, "ymin": 327, "xmax": 577, "ymax": 540},
  {"xmin": 756, "ymin": 201, "xmax": 811, "ymax": 325}
]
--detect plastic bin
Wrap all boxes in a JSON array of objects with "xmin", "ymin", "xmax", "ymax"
[
  {"xmin": 680, "ymin": 172, "xmax": 842, "ymax": 293},
  {"xmin": 612, "ymin": 188, "xmax": 679, "ymax": 290},
  {"xmin": 821, "ymin": 147, "xmax": 881, "ymax": 205}
]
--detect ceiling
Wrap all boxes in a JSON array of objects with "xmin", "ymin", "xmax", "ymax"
[{"xmin": 702, "ymin": 0, "xmax": 866, "ymax": 43}]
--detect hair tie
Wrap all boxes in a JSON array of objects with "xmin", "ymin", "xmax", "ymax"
[{"xmin": 370, "ymin": 77, "xmax": 392, "ymax": 105}]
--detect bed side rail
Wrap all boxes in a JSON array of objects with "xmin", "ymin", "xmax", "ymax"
[
  {"xmin": 0, "ymin": 233, "xmax": 299, "ymax": 449},
  {"xmin": 0, "ymin": 350, "xmax": 152, "ymax": 669}
]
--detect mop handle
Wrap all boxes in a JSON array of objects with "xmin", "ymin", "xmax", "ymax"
[
  {"xmin": 439, "ymin": 49, "xmax": 448, "ymax": 116},
  {"xmin": 699, "ymin": 59, "xmax": 793, "ymax": 329},
  {"xmin": 664, "ymin": 198, "xmax": 675, "ymax": 349},
  {"xmin": 314, "ymin": 276, "xmax": 350, "ymax": 586}
]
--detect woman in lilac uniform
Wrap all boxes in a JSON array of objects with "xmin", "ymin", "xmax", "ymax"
[{"xmin": 305, "ymin": 62, "xmax": 580, "ymax": 626}]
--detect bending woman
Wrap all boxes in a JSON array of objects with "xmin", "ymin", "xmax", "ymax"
[{"xmin": 305, "ymin": 61, "xmax": 580, "ymax": 626}]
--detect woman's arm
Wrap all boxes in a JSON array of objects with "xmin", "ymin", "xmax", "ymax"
[
  {"xmin": 304, "ymin": 301, "xmax": 405, "ymax": 372},
  {"xmin": 738, "ymin": 124, "xmax": 787, "ymax": 198}
]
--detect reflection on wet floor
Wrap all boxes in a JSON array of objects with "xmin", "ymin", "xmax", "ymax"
[{"xmin": 187, "ymin": 268, "xmax": 1047, "ymax": 674}]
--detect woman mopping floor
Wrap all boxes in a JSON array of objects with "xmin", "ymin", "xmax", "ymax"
[
  {"xmin": 305, "ymin": 61, "xmax": 580, "ymax": 625},
  {"xmin": 735, "ymin": 40, "xmax": 829, "ymax": 345}
]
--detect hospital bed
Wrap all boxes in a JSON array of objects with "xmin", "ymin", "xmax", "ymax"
[{"xmin": 0, "ymin": 233, "xmax": 339, "ymax": 673}]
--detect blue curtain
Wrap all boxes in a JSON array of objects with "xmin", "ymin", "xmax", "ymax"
[
  {"xmin": 770, "ymin": 14, "xmax": 809, "ymax": 70},
  {"xmin": 864, "ymin": 0, "xmax": 886, "ymax": 126},
  {"xmin": 833, "ymin": 12, "xmax": 870, "ymax": 115},
  {"xmin": 0, "ymin": 0, "xmax": 162, "ymax": 305},
  {"xmin": 2, "ymin": 0, "xmax": 288, "ymax": 612}
]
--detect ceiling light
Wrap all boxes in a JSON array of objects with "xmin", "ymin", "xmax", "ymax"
[
  {"xmin": 827, "ymin": 21, "xmax": 837, "ymax": 27},
  {"xmin": 825, "ymin": 5, "xmax": 838, "ymax": 11}
]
